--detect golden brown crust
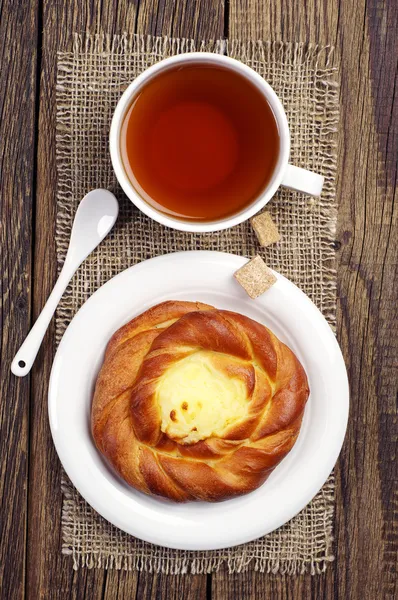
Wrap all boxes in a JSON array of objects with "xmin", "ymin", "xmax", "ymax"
[{"xmin": 91, "ymin": 300, "xmax": 309, "ymax": 502}]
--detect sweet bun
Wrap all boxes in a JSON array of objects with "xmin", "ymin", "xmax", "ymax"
[{"xmin": 92, "ymin": 301, "xmax": 309, "ymax": 502}]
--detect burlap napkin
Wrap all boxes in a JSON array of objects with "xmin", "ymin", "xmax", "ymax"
[{"xmin": 56, "ymin": 34, "xmax": 339, "ymax": 574}]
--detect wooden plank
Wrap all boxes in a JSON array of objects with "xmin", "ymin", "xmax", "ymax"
[
  {"xmin": 134, "ymin": 572, "xmax": 208, "ymax": 600},
  {"xmin": 0, "ymin": 0, "xmax": 39, "ymax": 598},
  {"xmin": 68, "ymin": 569, "xmax": 109, "ymax": 600},
  {"xmin": 137, "ymin": 0, "xmax": 225, "ymax": 40},
  {"xmin": 26, "ymin": 3, "xmax": 141, "ymax": 600},
  {"xmin": 103, "ymin": 570, "xmax": 138, "ymax": 599},
  {"xmin": 213, "ymin": 1, "xmax": 398, "ymax": 600},
  {"xmin": 332, "ymin": 1, "xmax": 397, "ymax": 598},
  {"xmin": 211, "ymin": 569, "xmax": 337, "ymax": 600},
  {"xmin": 229, "ymin": 0, "xmax": 339, "ymax": 43}
]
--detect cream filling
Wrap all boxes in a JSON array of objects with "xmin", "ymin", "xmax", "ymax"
[{"xmin": 156, "ymin": 352, "xmax": 248, "ymax": 444}]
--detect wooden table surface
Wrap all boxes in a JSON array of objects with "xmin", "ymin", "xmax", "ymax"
[{"xmin": 1, "ymin": 0, "xmax": 397, "ymax": 598}]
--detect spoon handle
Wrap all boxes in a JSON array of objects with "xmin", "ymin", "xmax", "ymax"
[{"xmin": 11, "ymin": 260, "xmax": 77, "ymax": 377}]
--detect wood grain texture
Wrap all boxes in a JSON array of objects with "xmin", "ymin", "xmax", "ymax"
[
  {"xmin": 0, "ymin": 1, "xmax": 38, "ymax": 599},
  {"xmin": 0, "ymin": 0, "xmax": 396, "ymax": 599},
  {"xmin": 26, "ymin": 3, "xmax": 139, "ymax": 599},
  {"xmin": 137, "ymin": 0, "xmax": 225, "ymax": 39},
  {"xmin": 135, "ymin": 573, "xmax": 207, "ymax": 600},
  {"xmin": 333, "ymin": 1, "xmax": 397, "ymax": 598},
  {"xmin": 212, "ymin": 569, "xmax": 337, "ymax": 599},
  {"xmin": 229, "ymin": 0, "xmax": 339, "ymax": 44},
  {"xmin": 103, "ymin": 570, "xmax": 139, "ymax": 599}
]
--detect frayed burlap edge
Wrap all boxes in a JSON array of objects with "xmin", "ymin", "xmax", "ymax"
[
  {"xmin": 56, "ymin": 33, "xmax": 340, "ymax": 574},
  {"xmin": 69, "ymin": 31, "xmax": 336, "ymax": 66},
  {"xmin": 61, "ymin": 473, "xmax": 335, "ymax": 574}
]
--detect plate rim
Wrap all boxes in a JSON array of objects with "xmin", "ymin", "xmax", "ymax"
[{"xmin": 48, "ymin": 250, "xmax": 349, "ymax": 550}]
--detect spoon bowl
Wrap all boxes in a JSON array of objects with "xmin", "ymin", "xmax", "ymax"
[{"xmin": 66, "ymin": 189, "xmax": 119, "ymax": 267}]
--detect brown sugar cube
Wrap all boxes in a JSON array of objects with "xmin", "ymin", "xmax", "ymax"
[
  {"xmin": 234, "ymin": 256, "xmax": 277, "ymax": 299},
  {"xmin": 250, "ymin": 210, "xmax": 281, "ymax": 247}
]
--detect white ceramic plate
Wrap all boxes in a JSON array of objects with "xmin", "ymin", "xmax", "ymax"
[{"xmin": 49, "ymin": 251, "xmax": 349, "ymax": 550}]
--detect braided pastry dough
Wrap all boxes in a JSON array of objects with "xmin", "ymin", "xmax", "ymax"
[{"xmin": 92, "ymin": 301, "xmax": 309, "ymax": 502}]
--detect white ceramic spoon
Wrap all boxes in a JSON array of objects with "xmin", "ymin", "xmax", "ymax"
[{"xmin": 11, "ymin": 189, "xmax": 119, "ymax": 377}]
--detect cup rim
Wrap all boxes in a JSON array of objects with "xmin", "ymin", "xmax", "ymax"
[{"xmin": 110, "ymin": 52, "xmax": 290, "ymax": 233}]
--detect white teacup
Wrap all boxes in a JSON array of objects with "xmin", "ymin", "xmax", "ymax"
[{"xmin": 110, "ymin": 53, "xmax": 324, "ymax": 233}]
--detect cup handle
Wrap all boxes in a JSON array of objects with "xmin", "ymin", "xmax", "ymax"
[{"xmin": 281, "ymin": 164, "xmax": 324, "ymax": 197}]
